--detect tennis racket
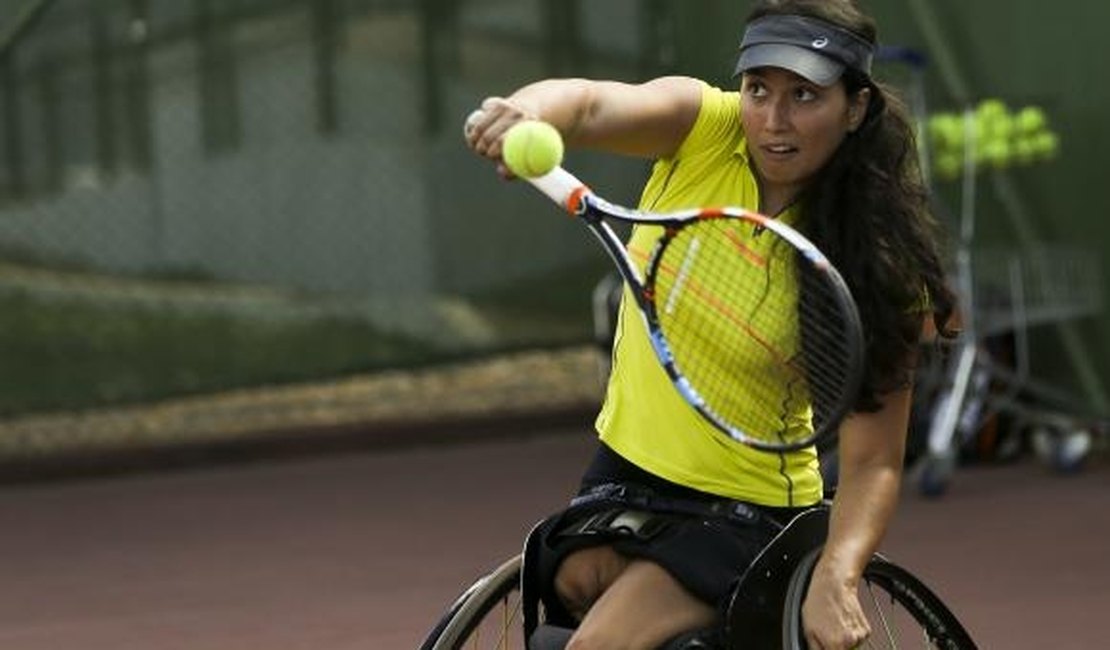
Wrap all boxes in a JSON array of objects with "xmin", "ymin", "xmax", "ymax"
[{"xmin": 468, "ymin": 115, "xmax": 864, "ymax": 452}]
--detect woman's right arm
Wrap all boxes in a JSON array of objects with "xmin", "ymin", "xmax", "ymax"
[{"xmin": 465, "ymin": 76, "xmax": 703, "ymax": 167}]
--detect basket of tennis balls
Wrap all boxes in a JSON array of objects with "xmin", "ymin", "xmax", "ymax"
[{"xmin": 926, "ymin": 98, "xmax": 1060, "ymax": 181}]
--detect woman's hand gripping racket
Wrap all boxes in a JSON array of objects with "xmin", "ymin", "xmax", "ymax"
[{"xmin": 471, "ymin": 116, "xmax": 865, "ymax": 452}]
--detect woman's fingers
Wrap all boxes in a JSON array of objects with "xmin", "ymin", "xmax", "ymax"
[{"xmin": 464, "ymin": 97, "xmax": 538, "ymax": 160}]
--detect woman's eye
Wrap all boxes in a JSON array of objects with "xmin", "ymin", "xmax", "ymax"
[{"xmin": 795, "ymin": 87, "xmax": 817, "ymax": 102}]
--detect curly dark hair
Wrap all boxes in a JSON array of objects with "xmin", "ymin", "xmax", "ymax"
[{"xmin": 746, "ymin": 0, "xmax": 956, "ymax": 411}]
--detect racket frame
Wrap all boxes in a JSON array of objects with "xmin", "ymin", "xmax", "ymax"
[{"xmin": 528, "ymin": 168, "xmax": 864, "ymax": 452}]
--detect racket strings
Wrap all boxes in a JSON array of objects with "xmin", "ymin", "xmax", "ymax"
[
  {"xmin": 796, "ymin": 285, "xmax": 856, "ymax": 374},
  {"xmin": 650, "ymin": 218, "xmax": 858, "ymax": 446},
  {"xmin": 652, "ymin": 221, "xmax": 797, "ymax": 441},
  {"xmin": 796, "ymin": 280, "xmax": 857, "ymax": 430}
]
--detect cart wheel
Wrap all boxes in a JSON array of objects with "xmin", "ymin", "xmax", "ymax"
[
  {"xmin": 1032, "ymin": 425, "xmax": 1091, "ymax": 474},
  {"xmin": 917, "ymin": 451, "xmax": 956, "ymax": 498}
]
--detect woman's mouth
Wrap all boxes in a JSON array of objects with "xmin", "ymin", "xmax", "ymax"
[{"xmin": 762, "ymin": 143, "xmax": 798, "ymax": 156}]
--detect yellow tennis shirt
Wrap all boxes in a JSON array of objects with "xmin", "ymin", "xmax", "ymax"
[{"xmin": 594, "ymin": 82, "xmax": 823, "ymax": 507}]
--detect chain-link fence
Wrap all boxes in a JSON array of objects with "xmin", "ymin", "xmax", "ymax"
[
  {"xmin": 0, "ymin": 0, "xmax": 668, "ymax": 419},
  {"xmin": 3, "ymin": 0, "xmax": 1106, "ymax": 472}
]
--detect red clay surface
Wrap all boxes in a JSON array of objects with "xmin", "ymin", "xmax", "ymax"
[{"xmin": 0, "ymin": 427, "xmax": 1106, "ymax": 649}]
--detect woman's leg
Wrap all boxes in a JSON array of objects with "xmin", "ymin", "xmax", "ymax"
[{"xmin": 554, "ymin": 545, "xmax": 717, "ymax": 650}]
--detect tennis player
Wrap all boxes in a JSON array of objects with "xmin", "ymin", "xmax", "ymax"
[{"xmin": 465, "ymin": 1, "xmax": 955, "ymax": 648}]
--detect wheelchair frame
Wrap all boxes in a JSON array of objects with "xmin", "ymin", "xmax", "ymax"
[{"xmin": 420, "ymin": 507, "xmax": 978, "ymax": 650}]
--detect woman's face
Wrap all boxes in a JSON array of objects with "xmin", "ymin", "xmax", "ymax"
[{"xmin": 740, "ymin": 67, "xmax": 869, "ymax": 202}]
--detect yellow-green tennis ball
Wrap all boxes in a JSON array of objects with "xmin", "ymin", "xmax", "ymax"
[
  {"xmin": 1031, "ymin": 131, "xmax": 1060, "ymax": 160},
  {"xmin": 973, "ymin": 112, "xmax": 992, "ymax": 141},
  {"xmin": 971, "ymin": 134, "xmax": 990, "ymax": 165},
  {"xmin": 933, "ymin": 152, "xmax": 962, "ymax": 181},
  {"xmin": 988, "ymin": 114, "xmax": 1014, "ymax": 142},
  {"xmin": 977, "ymin": 98, "xmax": 1008, "ymax": 122},
  {"xmin": 927, "ymin": 114, "xmax": 963, "ymax": 152},
  {"xmin": 1015, "ymin": 106, "xmax": 1047, "ymax": 135},
  {"xmin": 1013, "ymin": 137, "xmax": 1037, "ymax": 165},
  {"xmin": 983, "ymin": 138, "xmax": 1012, "ymax": 168},
  {"xmin": 502, "ymin": 120, "xmax": 564, "ymax": 178}
]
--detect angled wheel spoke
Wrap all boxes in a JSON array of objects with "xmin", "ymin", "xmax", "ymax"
[{"xmin": 426, "ymin": 556, "xmax": 526, "ymax": 650}]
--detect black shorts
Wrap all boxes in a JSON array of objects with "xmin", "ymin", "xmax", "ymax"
[{"xmin": 532, "ymin": 443, "xmax": 808, "ymax": 624}]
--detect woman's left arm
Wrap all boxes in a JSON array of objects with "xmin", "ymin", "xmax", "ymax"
[{"xmin": 800, "ymin": 381, "xmax": 914, "ymax": 649}]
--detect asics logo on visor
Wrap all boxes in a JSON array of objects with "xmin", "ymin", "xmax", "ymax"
[{"xmin": 812, "ymin": 36, "xmax": 829, "ymax": 48}]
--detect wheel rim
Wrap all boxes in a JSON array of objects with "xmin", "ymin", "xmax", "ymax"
[
  {"xmin": 783, "ymin": 551, "xmax": 976, "ymax": 649},
  {"xmin": 431, "ymin": 556, "xmax": 527, "ymax": 650}
]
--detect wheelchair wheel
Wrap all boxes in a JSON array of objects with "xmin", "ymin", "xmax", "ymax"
[
  {"xmin": 782, "ymin": 549, "xmax": 977, "ymax": 649},
  {"xmin": 420, "ymin": 554, "xmax": 525, "ymax": 650}
]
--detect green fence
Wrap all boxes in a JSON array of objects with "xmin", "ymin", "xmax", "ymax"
[{"xmin": 0, "ymin": 0, "xmax": 1105, "ymax": 420}]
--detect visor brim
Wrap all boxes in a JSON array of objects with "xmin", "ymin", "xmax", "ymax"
[{"xmin": 733, "ymin": 43, "xmax": 846, "ymax": 86}]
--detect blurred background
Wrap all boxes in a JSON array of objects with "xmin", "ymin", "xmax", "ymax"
[
  {"xmin": 0, "ymin": 0, "xmax": 1106, "ymax": 476},
  {"xmin": 0, "ymin": 2, "xmax": 1108, "ymax": 648}
]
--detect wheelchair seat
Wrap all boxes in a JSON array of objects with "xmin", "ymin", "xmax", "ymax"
[
  {"xmin": 522, "ymin": 506, "xmax": 830, "ymax": 650},
  {"xmin": 421, "ymin": 501, "xmax": 976, "ymax": 650}
]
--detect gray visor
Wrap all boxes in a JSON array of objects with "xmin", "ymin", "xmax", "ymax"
[{"xmin": 734, "ymin": 15, "xmax": 874, "ymax": 86}]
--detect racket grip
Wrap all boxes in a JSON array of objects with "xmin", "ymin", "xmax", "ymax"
[{"xmin": 526, "ymin": 167, "xmax": 590, "ymax": 214}]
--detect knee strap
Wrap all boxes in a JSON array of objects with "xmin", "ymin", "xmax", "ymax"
[{"xmin": 520, "ymin": 503, "xmax": 678, "ymax": 639}]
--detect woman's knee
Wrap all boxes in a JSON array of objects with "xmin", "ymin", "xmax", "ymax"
[
  {"xmin": 553, "ymin": 544, "xmax": 630, "ymax": 621},
  {"xmin": 565, "ymin": 560, "xmax": 719, "ymax": 650}
]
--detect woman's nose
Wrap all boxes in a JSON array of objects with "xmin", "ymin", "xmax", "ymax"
[{"xmin": 764, "ymin": 97, "xmax": 789, "ymax": 131}]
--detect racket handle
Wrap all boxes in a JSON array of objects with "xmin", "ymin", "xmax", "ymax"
[{"xmin": 526, "ymin": 167, "xmax": 590, "ymax": 214}]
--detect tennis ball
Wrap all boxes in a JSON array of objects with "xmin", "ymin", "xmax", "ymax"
[
  {"xmin": 970, "ymin": 135, "xmax": 990, "ymax": 166},
  {"xmin": 1015, "ymin": 106, "xmax": 1047, "ymax": 135},
  {"xmin": 502, "ymin": 120, "xmax": 564, "ymax": 178},
  {"xmin": 982, "ymin": 138, "xmax": 1012, "ymax": 169},
  {"xmin": 1013, "ymin": 137, "xmax": 1037, "ymax": 165},
  {"xmin": 927, "ymin": 113, "xmax": 963, "ymax": 153},
  {"xmin": 1031, "ymin": 131, "xmax": 1060, "ymax": 160},
  {"xmin": 976, "ymin": 98, "xmax": 1008, "ymax": 123},
  {"xmin": 984, "ymin": 113, "xmax": 1014, "ymax": 142},
  {"xmin": 933, "ymin": 152, "xmax": 963, "ymax": 181}
]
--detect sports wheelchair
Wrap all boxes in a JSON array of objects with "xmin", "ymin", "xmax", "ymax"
[{"xmin": 420, "ymin": 504, "xmax": 977, "ymax": 649}]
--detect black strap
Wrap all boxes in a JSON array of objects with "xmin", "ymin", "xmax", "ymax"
[{"xmin": 570, "ymin": 482, "xmax": 781, "ymax": 531}]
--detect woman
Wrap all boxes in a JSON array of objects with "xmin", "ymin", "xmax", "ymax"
[{"xmin": 465, "ymin": 1, "xmax": 954, "ymax": 648}]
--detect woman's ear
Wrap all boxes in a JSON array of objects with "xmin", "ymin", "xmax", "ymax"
[{"xmin": 848, "ymin": 87, "xmax": 872, "ymax": 132}]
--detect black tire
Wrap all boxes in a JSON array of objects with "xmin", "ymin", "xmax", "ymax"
[
  {"xmin": 421, "ymin": 555, "xmax": 524, "ymax": 650},
  {"xmin": 782, "ymin": 549, "xmax": 977, "ymax": 649}
]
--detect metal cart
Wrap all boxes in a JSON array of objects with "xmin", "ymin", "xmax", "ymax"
[{"xmin": 913, "ymin": 112, "xmax": 1107, "ymax": 496}]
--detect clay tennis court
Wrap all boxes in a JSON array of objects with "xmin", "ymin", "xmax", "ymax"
[{"xmin": 0, "ymin": 423, "xmax": 1106, "ymax": 649}]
